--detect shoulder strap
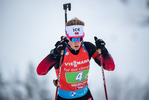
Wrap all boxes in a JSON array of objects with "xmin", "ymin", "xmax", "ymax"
[
  {"xmin": 63, "ymin": 47, "xmax": 67, "ymax": 56},
  {"xmin": 81, "ymin": 42, "xmax": 89, "ymax": 57}
]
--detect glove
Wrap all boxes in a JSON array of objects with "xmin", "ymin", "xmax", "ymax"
[
  {"xmin": 94, "ymin": 36, "xmax": 106, "ymax": 50},
  {"xmin": 50, "ymin": 37, "xmax": 69, "ymax": 60},
  {"xmin": 94, "ymin": 36, "xmax": 108, "ymax": 57}
]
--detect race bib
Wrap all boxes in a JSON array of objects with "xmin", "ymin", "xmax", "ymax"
[{"xmin": 65, "ymin": 69, "xmax": 89, "ymax": 83}]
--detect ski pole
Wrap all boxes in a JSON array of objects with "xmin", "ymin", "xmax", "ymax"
[
  {"xmin": 55, "ymin": 49, "xmax": 64, "ymax": 100},
  {"xmin": 55, "ymin": 3, "xmax": 71, "ymax": 100},
  {"xmin": 55, "ymin": 37, "xmax": 68, "ymax": 100},
  {"xmin": 94, "ymin": 37, "xmax": 108, "ymax": 100},
  {"xmin": 100, "ymin": 53, "xmax": 108, "ymax": 100},
  {"xmin": 63, "ymin": 3, "xmax": 71, "ymax": 24}
]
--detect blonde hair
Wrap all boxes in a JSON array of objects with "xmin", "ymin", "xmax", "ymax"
[{"xmin": 66, "ymin": 17, "xmax": 85, "ymax": 26}]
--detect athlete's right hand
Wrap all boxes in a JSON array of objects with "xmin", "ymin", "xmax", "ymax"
[
  {"xmin": 54, "ymin": 40, "xmax": 66, "ymax": 53},
  {"xmin": 50, "ymin": 36, "xmax": 69, "ymax": 60}
]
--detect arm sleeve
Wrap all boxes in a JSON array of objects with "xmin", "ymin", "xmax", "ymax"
[
  {"xmin": 94, "ymin": 53, "xmax": 115, "ymax": 71},
  {"xmin": 36, "ymin": 54, "xmax": 57, "ymax": 75}
]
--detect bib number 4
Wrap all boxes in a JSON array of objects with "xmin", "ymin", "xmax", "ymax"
[{"xmin": 75, "ymin": 72, "xmax": 83, "ymax": 81}]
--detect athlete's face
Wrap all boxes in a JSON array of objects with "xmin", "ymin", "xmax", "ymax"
[{"xmin": 67, "ymin": 37, "xmax": 82, "ymax": 51}]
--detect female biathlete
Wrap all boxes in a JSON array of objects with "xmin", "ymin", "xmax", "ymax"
[{"xmin": 37, "ymin": 17, "xmax": 115, "ymax": 100}]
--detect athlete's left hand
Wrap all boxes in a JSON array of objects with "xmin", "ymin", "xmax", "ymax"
[
  {"xmin": 94, "ymin": 36, "xmax": 106, "ymax": 50},
  {"xmin": 94, "ymin": 36, "xmax": 109, "ymax": 57}
]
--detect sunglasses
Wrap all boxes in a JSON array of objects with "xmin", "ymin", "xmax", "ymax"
[
  {"xmin": 69, "ymin": 37, "xmax": 83, "ymax": 42},
  {"xmin": 66, "ymin": 33, "xmax": 84, "ymax": 42}
]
